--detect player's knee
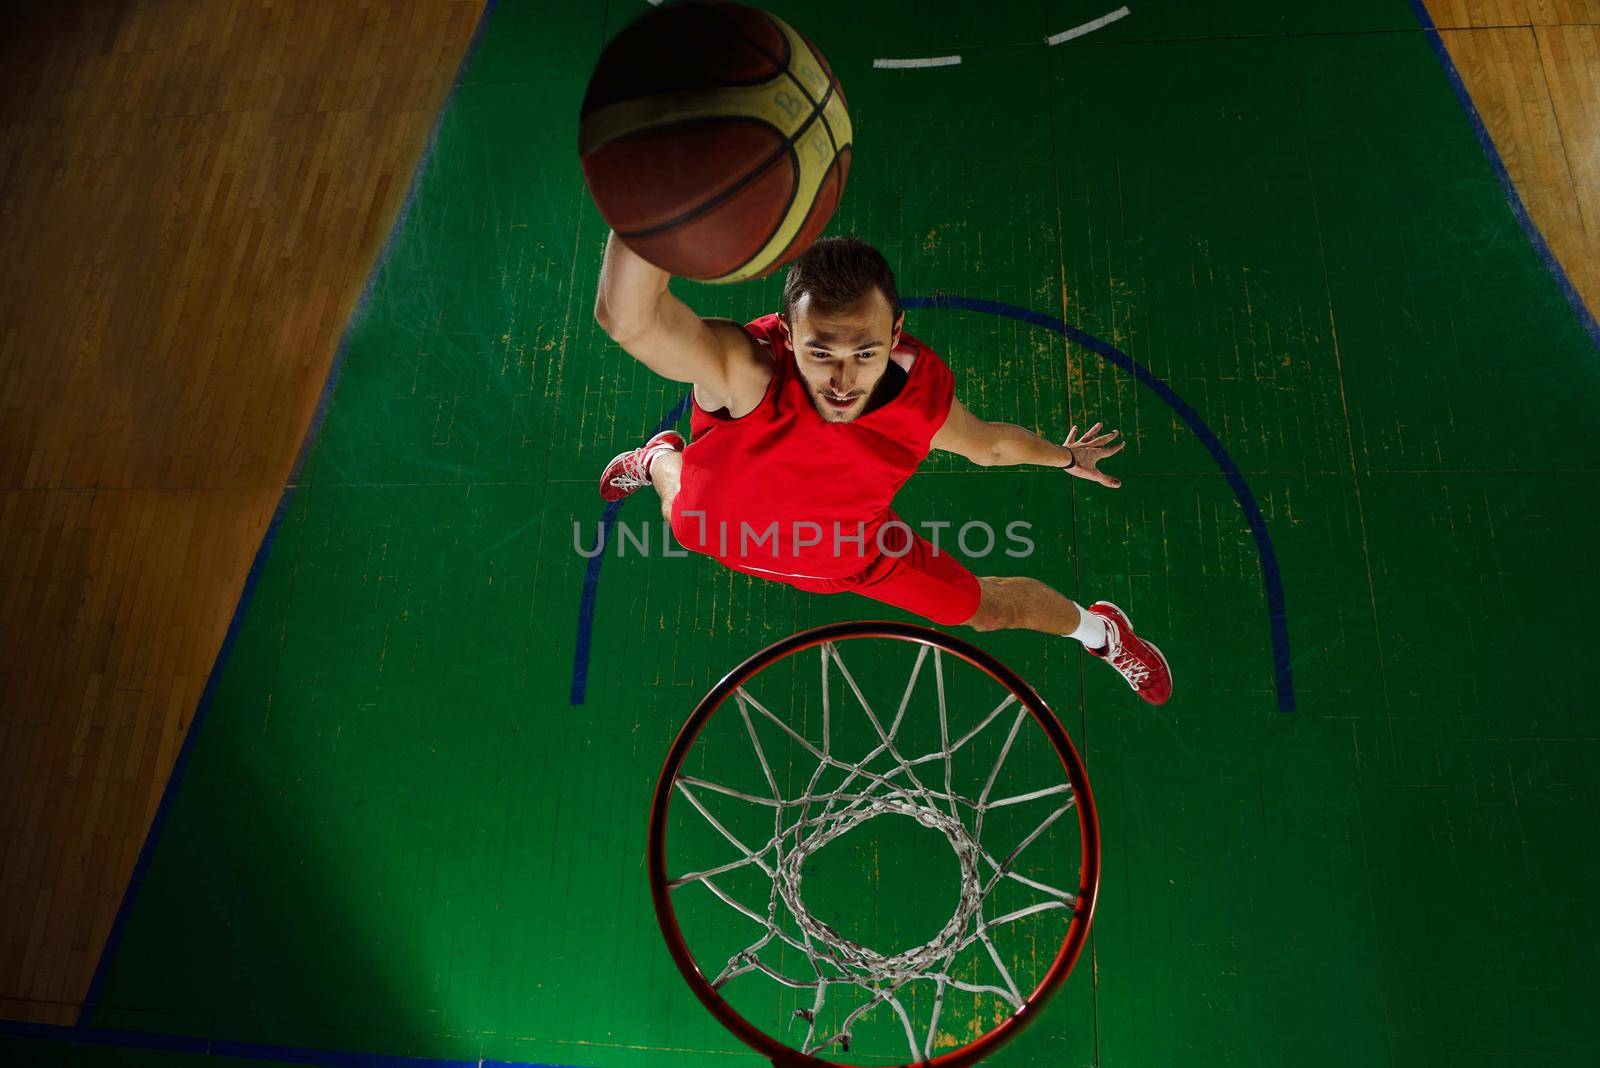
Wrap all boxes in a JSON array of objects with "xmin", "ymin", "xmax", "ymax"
[{"xmin": 966, "ymin": 578, "xmax": 1013, "ymax": 631}]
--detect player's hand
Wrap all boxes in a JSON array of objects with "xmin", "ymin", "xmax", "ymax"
[{"xmin": 1062, "ymin": 422, "xmax": 1124, "ymax": 488}]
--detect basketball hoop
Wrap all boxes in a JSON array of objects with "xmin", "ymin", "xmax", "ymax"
[{"xmin": 647, "ymin": 621, "xmax": 1100, "ymax": 1066}]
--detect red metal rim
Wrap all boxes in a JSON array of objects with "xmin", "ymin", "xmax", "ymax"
[{"xmin": 647, "ymin": 620, "xmax": 1102, "ymax": 1068}]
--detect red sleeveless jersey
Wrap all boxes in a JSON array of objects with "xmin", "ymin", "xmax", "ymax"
[{"xmin": 670, "ymin": 313, "xmax": 955, "ymax": 580}]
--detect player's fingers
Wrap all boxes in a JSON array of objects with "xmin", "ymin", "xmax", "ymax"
[
  {"xmin": 1103, "ymin": 440, "xmax": 1126, "ymax": 456},
  {"xmin": 1084, "ymin": 421, "xmax": 1102, "ymax": 438}
]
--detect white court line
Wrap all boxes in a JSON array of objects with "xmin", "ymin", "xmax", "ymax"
[
  {"xmin": 873, "ymin": 55, "xmax": 963, "ymax": 69},
  {"xmin": 1046, "ymin": 5, "xmax": 1131, "ymax": 45}
]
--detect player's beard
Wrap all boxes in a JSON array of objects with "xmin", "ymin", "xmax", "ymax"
[{"xmin": 810, "ymin": 371, "xmax": 892, "ymax": 422}]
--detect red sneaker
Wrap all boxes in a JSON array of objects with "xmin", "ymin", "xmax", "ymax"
[
  {"xmin": 1086, "ymin": 602, "xmax": 1173, "ymax": 706},
  {"xmin": 599, "ymin": 430, "xmax": 684, "ymax": 502}
]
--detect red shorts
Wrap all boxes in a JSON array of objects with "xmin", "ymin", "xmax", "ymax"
[{"xmin": 722, "ymin": 528, "xmax": 982, "ymax": 627}]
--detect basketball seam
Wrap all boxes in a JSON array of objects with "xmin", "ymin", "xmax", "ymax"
[
  {"xmin": 723, "ymin": 14, "xmax": 795, "ymax": 90},
  {"xmin": 724, "ymin": 15, "xmax": 832, "ymax": 150},
  {"xmin": 784, "ymin": 68, "xmax": 827, "ymax": 131},
  {"xmin": 775, "ymin": 49, "xmax": 844, "ymax": 176},
  {"xmin": 737, "ymin": 80, "xmax": 839, "ymax": 277},
  {"xmin": 772, "ymin": 148, "xmax": 846, "ymax": 268},
  {"xmin": 580, "ymin": 65, "xmax": 787, "ymax": 117},
  {"xmin": 581, "ymin": 11, "xmax": 794, "ymax": 116},
  {"xmin": 619, "ymin": 79, "xmax": 835, "ymax": 250},
  {"xmin": 800, "ymin": 148, "xmax": 848, "ymax": 244},
  {"xmin": 758, "ymin": 23, "xmax": 843, "ymax": 191},
  {"xmin": 615, "ymin": 126, "xmax": 795, "ymax": 242},
  {"xmin": 817, "ymin": 104, "xmax": 840, "ymax": 159},
  {"xmin": 748, "ymin": 145, "xmax": 802, "ymax": 279},
  {"xmin": 602, "ymin": 113, "xmax": 787, "ymax": 228}
]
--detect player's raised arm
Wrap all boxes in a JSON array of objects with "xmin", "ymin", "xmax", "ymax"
[
  {"xmin": 932, "ymin": 398, "xmax": 1125, "ymax": 488},
  {"xmin": 593, "ymin": 231, "xmax": 762, "ymax": 402}
]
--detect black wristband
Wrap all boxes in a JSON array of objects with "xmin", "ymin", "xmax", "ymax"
[{"xmin": 1063, "ymin": 446, "xmax": 1077, "ymax": 470}]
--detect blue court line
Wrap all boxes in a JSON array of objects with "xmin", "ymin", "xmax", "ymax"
[
  {"xmin": 568, "ymin": 393, "xmax": 691, "ymax": 705},
  {"xmin": 1409, "ymin": 0, "xmax": 1600, "ymax": 353},
  {"xmin": 70, "ymin": 0, "xmax": 502, "ymax": 1034},
  {"xmin": 570, "ymin": 296, "xmax": 1297, "ymax": 713},
  {"xmin": 0, "ymin": 1018, "xmax": 576, "ymax": 1068}
]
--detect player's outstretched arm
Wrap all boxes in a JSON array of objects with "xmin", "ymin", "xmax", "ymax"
[
  {"xmin": 932, "ymin": 399, "xmax": 1125, "ymax": 488},
  {"xmin": 593, "ymin": 230, "xmax": 765, "ymax": 406}
]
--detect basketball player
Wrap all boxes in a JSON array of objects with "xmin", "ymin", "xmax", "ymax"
[{"xmin": 593, "ymin": 233, "xmax": 1172, "ymax": 705}]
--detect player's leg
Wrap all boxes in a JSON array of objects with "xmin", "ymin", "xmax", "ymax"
[
  {"xmin": 598, "ymin": 429, "xmax": 684, "ymax": 512},
  {"xmin": 965, "ymin": 575, "xmax": 1172, "ymax": 705},
  {"xmin": 648, "ymin": 448, "xmax": 683, "ymax": 521},
  {"xmin": 839, "ymin": 534, "xmax": 1173, "ymax": 706},
  {"xmin": 964, "ymin": 575, "xmax": 1087, "ymax": 637}
]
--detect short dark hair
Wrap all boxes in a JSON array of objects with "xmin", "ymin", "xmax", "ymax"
[{"xmin": 781, "ymin": 236, "xmax": 899, "ymax": 319}]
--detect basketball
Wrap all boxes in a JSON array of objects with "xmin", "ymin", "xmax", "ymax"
[{"xmin": 578, "ymin": 1, "xmax": 852, "ymax": 285}]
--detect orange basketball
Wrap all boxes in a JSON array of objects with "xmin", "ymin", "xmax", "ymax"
[{"xmin": 578, "ymin": 1, "xmax": 852, "ymax": 285}]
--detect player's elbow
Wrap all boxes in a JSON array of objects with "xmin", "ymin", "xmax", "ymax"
[
  {"xmin": 593, "ymin": 298, "xmax": 622, "ymax": 337},
  {"xmin": 593, "ymin": 298, "xmax": 614, "ymax": 334},
  {"xmin": 961, "ymin": 441, "xmax": 1003, "ymax": 467},
  {"xmin": 968, "ymin": 428, "xmax": 1009, "ymax": 467},
  {"xmin": 594, "ymin": 299, "xmax": 648, "ymax": 345}
]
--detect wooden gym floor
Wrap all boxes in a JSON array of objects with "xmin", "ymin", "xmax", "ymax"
[
  {"xmin": 0, "ymin": 0, "xmax": 488, "ymax": 1026},
  {"xmin": 1, "ymin": 0, "xmax": 1597, "ymax": 1064}
]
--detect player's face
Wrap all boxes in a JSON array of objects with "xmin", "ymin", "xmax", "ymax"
[{"xmin": 782, "ymin": 290, "xmax": 905, "ymax": 423}]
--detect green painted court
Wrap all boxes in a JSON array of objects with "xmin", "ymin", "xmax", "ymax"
[{"xmin": 10, "ymin": 0, "xmax": 1598, "ymax": 1064}]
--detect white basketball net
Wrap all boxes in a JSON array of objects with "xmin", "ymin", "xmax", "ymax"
[{"xmin": 667, "ymin": 640, "xmax": 1079, "ymax": 1062}]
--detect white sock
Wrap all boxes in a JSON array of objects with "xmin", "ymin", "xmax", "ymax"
[
  {"xmin": 1066, "ymin": 605, "xmax": 1109, "ymax": 652},
  {"xmin": 644, "ymin": 444, "xmax": 675, "ymax": 483}
]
